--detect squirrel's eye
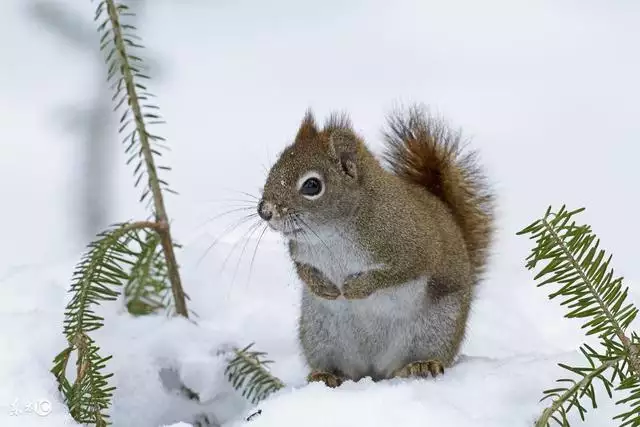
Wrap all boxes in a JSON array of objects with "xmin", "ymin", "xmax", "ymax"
[
  {"xmin": 297, "ymin": 171, "xmax": 325, "ymax": 200},
  {"xmin": 301, "ymin": 177, "xmax": 322, "ymax": 196}
]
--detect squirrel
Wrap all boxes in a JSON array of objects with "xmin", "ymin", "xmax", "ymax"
[{"xmin": 257, "ymin": 104, "xmax": 495, "ymax": 387}]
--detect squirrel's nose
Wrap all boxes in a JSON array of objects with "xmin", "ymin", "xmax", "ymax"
[{"xmin": 257, "ymin": 200, "xmax": 273, "ymax": 221}]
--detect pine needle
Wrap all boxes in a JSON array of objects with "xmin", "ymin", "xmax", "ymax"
[
  {"xmin": 225, "ymin": 343, "xmax": 285, "ymax": 404},
  {"xmin": 52, "ymin": 1, "xmax": 191, "ymax": 424},
  {"xmin": 122, "ymin": 229, "xmax": 172, "ymax": 315},
  {"xmin": 51, "ymin": 222, "xmax": 155, "ymax": 424},
  {"xmin": 95, "ymin": 0, "xmax": 188, "ymax": 317},
  {"xmin": 518, "ymin": 205, "xmax": 640, "ymax": 426}
]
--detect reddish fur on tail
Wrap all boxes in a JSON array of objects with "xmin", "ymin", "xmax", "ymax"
[{"xmin": 382, "ymin": 105, "xmax": 495, "ymax": 281}]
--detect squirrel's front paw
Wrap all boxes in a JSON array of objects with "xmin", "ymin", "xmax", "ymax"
[
  {"xmin": 308, "ymin": 281, "xmax": 341, "ymax": 300},
  {"xmin": 297, "ymin": 263, "xmax": 341, "ymax": 300},
  {"xmin": 342, "ymin": 272, "xmax": 375, "ymax": 299}
]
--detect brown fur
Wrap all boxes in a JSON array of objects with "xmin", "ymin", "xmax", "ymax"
[
  {"xmin": 295, "ymin": 109, "xmax": 319, "ymax": 142},
  {"xmin": 382, "ymin": 105, "xmax": 495, "ymax": 282}
]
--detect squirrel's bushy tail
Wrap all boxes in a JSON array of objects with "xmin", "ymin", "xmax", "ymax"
[{"xmin": 382, "ymin": 104, "xmax": 495, "ymax": 281}]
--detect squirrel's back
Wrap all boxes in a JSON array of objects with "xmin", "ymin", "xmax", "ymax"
[{"xmin": 381, "ymin": 105, "xmax": 495, "ymax": 282}]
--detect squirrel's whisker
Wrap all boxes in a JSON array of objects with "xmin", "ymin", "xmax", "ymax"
[
  {"xmin": 295, "ymin": 216, "xmax": 345, "ymax": 272},
  {"xmin": 218, "ymin": 219, "xmax": 263, "ymax": 280},
  {"xmin": 296, "ymin": 223, "xmax": 322, "ymax": 274},
  {"xmin": 220, "ymin": 187, "xmax": 260, "ymax": 200},
  {"xmin": 200, "ymin": 198, "xmax": 258, "ymax": 206},
  {"xmin": 195, "ymin": 213, "xmax": 259, "ymax": 266},
  {"xmin": 196, "ymin": 207, "xmax": 257, "ymax": 230},
  {"xmin": 229, "ymin": 220, "xmax": 265, "ymax": 288},
  {"xmin": 218, "ymin": 219, "xmax": 262, "ymax": 302},
  {"xmin": 245, "ymin": 223, "xmax": 270, "ymax": 289},
  {"xmin": 232, "ymin": 190, "xmax": 260, "ymax": 201}
]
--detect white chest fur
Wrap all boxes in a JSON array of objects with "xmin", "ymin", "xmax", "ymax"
[
  {"xmin": 290, "ymin": 227, "xmax": 427, "ymax": 318},
  {"xmin": 290, "ymin": 227, "xmax": 380, "ymax": 290}
]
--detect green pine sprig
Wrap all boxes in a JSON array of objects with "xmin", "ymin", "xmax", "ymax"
[
  {"xmin": 51, "ymin": 221, "xmax": 156, "ymax": 425},
  {"xmin": 123, "ymin": 229, "xmax": 171, "ymax": 316},
  {"xmin": 94, "ymin": 0, "xmax": 172, "ymax": 204},
  {"xmin": 518, "ymin": 205, "xmax": 640, "ymax": 426},
  {"xmin": 52, "ymin": 2, "xmax": 192, "ymax": 423},
  {"xmin": 225, "ymin": 343, "xmax": 285, "ymax": 404},
  {"xmin": 94, "ymin": 0, "xmax": 188, "ymax": 317}
]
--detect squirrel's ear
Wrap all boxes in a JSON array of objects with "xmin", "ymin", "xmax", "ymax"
[
  {"xmin": 295, "ymin": 110, "xmax": 319, "ymax": 143},
  {"xmin": 328, "ymin": 132, "xmax": 358, "ymax": 179}
]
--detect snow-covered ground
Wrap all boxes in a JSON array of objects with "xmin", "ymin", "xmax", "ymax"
[
  {"xmin": 2, "ymin": 0, "xmax": 640, "ymax": 426},
  {"xmin": 1, "ymin": 235, "xmax": 636, "ymax": 427}
]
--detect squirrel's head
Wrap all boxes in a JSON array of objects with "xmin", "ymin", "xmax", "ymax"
[{"xmin": 258, "ymin": 110, "xmax": 368, "ymax": 239}]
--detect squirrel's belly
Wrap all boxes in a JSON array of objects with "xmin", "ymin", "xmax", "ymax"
[{"xmin": 301, "ymin": 276, "xmax": 428, "ymax": 380}]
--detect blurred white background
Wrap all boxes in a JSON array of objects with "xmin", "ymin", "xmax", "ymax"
[{"xmin": 1, "ymin": 0, "xmax": 639, "ymax": 285}]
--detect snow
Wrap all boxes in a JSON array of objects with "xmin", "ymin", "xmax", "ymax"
[
  {"xmin": 2, "ymin": 0, "xmax": 640, "ymax": 426},
  {"xmin": 1, "ymin": 236, "xmax": 636, "ymax": 427}
]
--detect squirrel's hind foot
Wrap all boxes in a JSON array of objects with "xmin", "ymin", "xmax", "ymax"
[
  {"xmin": 393, "ymin": 360, "xmax": 445, "ymax": 379},
  {"xmin": 307, "ymin": 371, "xmax": 344, "ymax": 388}
]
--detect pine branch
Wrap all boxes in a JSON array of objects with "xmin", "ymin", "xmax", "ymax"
[
  {"xmin": 616, "ymin": 376, "xmax": 640, "ymax": 425},
  {"xmin": 536, "ymin": 354, "xmax": 623, "ymax": 427},
  {"xmin": 51, "ymin": 2, "xmax": 196, "ymax": 424},
  {"xmin": 519, "ymin": 205, "xmax": 640, "ymax": 426},
  {"xmin": 225, "ymin": 344, "xmax": 285, "ymax": 404},
  {"xmin": 51, "ymin": 221, "xmax": 156, "ymax": 424},
  {"xmin": 95, "ymin": 0, "xmax": 188, "ymax": 318},
  {"xmin": 123, "ymin": 229, "xmax": 172, "ymax": 315},
  {"xmin": 518, "ymin": 205, "xmax": 638, "ymax": 363}
]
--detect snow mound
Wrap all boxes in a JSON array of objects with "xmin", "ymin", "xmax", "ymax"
[
  {"xmin": 228, "ymin": 354, "xmax": 621, "ymax": 427},
  {"xmin": 0, "ymin": 237, "xmax": 635, "ymax": 426}
]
